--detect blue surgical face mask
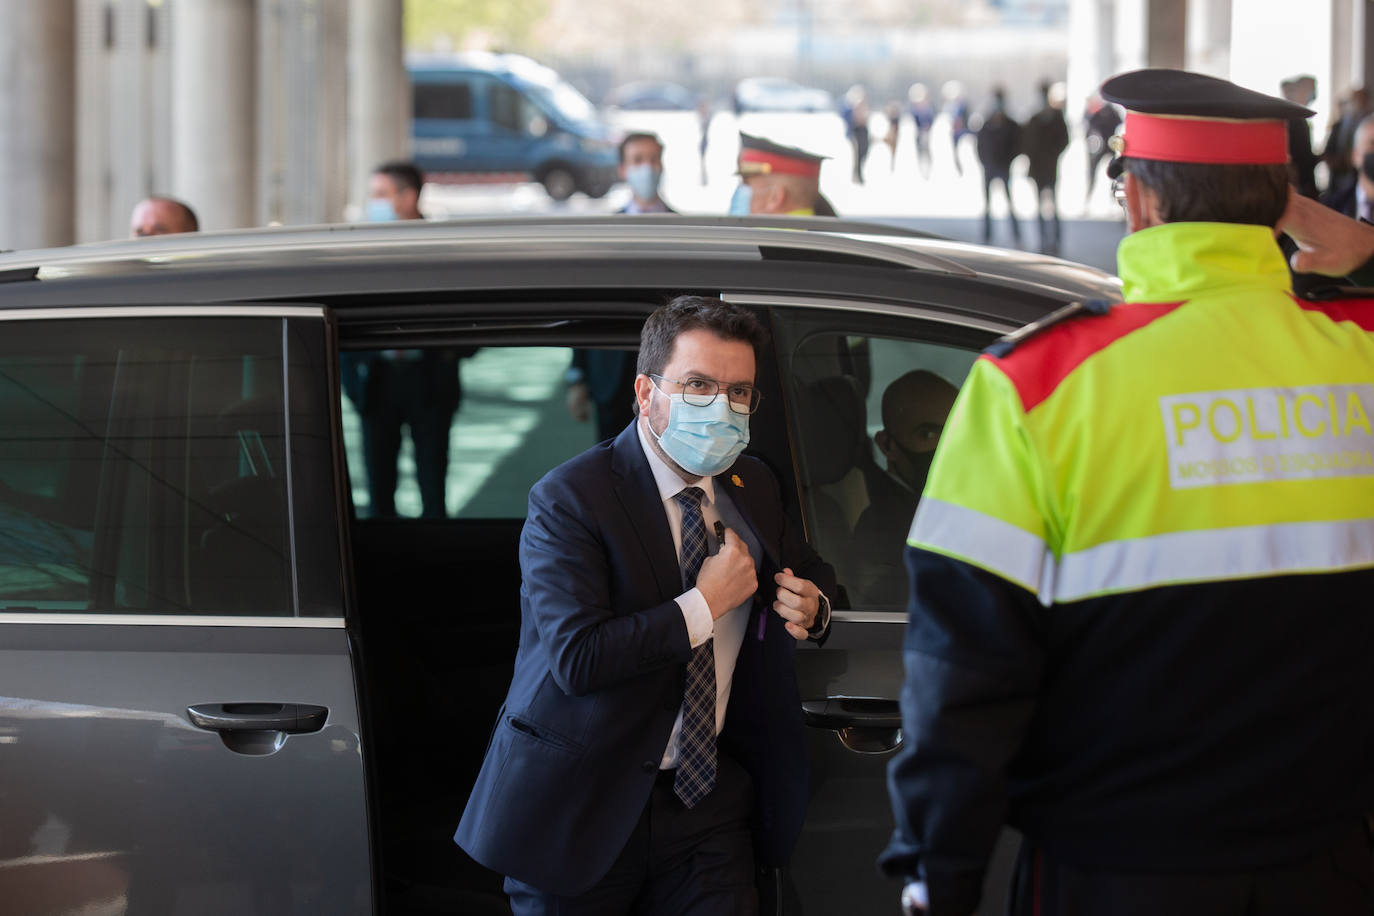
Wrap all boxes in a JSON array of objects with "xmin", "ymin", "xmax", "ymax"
[
  {"xmin": 728, "ymin": 183, "xmax": 753, "ymax": 215},
  {"xmin": 365, "ymin": 198, "xmax": 397, "ymax": 222},
  {"xmin": 625, "ymin": 163, "xmax": 662, "ymax": 201},
  {"xmin": 651, "ymin": 382, "xmax": 750, "ymax": 477}
]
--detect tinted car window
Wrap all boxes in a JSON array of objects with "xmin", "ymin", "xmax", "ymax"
[
  {"xmin": 775, "ymin": 312, "xmax": 982, "ymax": 609},
  {"xmin": 340, "ymin": 345, "xmax": 608, "ymax": 519},
  {"xmin": 489, "ymin": 82, "xmax": 536, "ymax": 134},
  {"xmin": 414, "ymin": 82, "xmax": 474, "ymax": 120},
  {"xmin": 0, "ymin": 316, "xmax": 339, "ymax": 616}
]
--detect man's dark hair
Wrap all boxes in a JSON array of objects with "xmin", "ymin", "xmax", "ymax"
[
  {"xmin": 637, "ymin": 296, "xmax": 768, "ymax": 378},
  {"xmin": 618, "ymin": 132, "xmax": 663, "ymax": 165},
  {"xmin": 373, "ymin": 160, "xmax": 425, "ymax": 193},
  {"xmin": 149, "ymin": 195, "xmax": 199, "ymax": 231},
  {"xmin": 1124, "ymin": 159, "xmax": 1289, "ymax": 226}
]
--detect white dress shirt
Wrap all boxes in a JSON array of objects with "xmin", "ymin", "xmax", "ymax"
[{"xmin": 636, "ymin": 421, "xmax": 751, "ymax": 769}]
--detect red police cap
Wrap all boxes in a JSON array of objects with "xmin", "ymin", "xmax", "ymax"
[
  {"xmin": 1100, "ymin": 69, "xmax": 1313, "ymax": 178},
  {"xmin": 737, "ymin": 133, "xmax": 826, "ymax": 179}
]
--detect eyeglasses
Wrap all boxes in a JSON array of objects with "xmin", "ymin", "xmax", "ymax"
[
  {"xmin": 650, "ymin": 374, "xmax": 763, "ymax": 415},
  {"xmin": 1111, "ymin": 177, "xmax": 1127, "ymax": 215}
]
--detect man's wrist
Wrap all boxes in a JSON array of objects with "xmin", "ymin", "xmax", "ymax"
[{"xmin": 806, "ymin": 592, "xmax": 831, "ymax": 639}]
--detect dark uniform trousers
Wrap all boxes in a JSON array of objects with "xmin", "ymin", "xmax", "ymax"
[
  {"xmin": 1008, "ymin": 821, "xmax": 1374, "ymax": 916},
  {"xmin": 503, "ymin": 752, "xmax": 758, "ymax": 916}
]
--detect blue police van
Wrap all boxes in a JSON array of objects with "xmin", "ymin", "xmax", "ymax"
[{"xmin": 410, "ymin": 53, "xmax": 619, "ymax": 201}]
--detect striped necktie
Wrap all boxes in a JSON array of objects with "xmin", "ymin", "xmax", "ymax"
[{"xmin": 673, "ymin": 486, "xmax": 716, "ymax": 807}]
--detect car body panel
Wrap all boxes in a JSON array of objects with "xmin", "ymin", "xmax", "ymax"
[
  {"xmin": 0, "ymin": 622, "xmax": 371, "ymax": 914},
  {"xmin": 735, "ymin": 77, "xmax": 834, "ymax": 112}
]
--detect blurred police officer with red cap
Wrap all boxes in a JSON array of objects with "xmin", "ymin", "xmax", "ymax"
[
  {"xmin": 881, "ymin": 68, "xmax": 1374, "ymax": 916},
  {"xmin": 729, "ymin": 133, "xmax": 836, "ymax": 216}
]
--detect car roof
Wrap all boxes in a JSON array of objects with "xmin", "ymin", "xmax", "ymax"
[{"xmin": 0, "ymin": 217, "xmax": 1121, "ymax": 330}]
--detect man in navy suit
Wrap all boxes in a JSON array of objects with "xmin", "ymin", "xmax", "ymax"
[{"xmin": 456, "ymin": 297, "xmax": 835, "ymax": 915}]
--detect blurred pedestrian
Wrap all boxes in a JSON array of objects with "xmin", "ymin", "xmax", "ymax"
[
  {"xmin": 1281, "ymin": 75, "xmax": 1320, "ymax": 198},
  {"xmin": 565, "ymin": 348, "xmax": 638, "ymax": 442},
  {"xmin": 908, "ymin": 83, "xmax": 935, "ymax": 180},
  {"xmin": 975, "ymin": 87, "xmax": 1023, "ymax": 245},
  {"xmin": 882, "ymin": 68, "xmax": 1374, "ymax": 916},
  {"xmin": 943, "ymin": 81, "xmax": 972, "ymax": 176},
  {"xmin": 729, "ymin": 133, "xmax": 829, "ymax": 216},
  {"xmin": 617, "ymin": 132, "xmax": 675, "ymax": 214},
  {"xmin": 1321, "ymin": 86, "xmax": 1371, "ymax": 191},
  {"xmin": 366, "ymin": 160, "xmax": 424, "ymax": 221},
  {"xmin": 342, "ymin": 159, "xmax": 467, "ymax": 518},
  {"xmin": 1318, "ymin": 113, "xmax": 1374, "ymax": 218},
  {"xmin": 1022, "ymin": 80, "xmax": 1070, "ymax": 254},
  {"xmin": 882, "ymin": 101, "xmax": 902, "ymax": 172},
  {"xmin": 1083, "ymin": 94, "xmax": 1121, "ymax": 203},
  {"xmin": 129, "ymin": 196, "xmax": 198, "ymax": 237},
  {"xmin": 843, "ymin": 85, "xmax": 872, "ymax": 184}
]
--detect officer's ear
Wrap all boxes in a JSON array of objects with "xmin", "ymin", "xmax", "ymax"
[{"xmin": 1123, "ymin": 173, "xmax": 1162, "ymax": 233}]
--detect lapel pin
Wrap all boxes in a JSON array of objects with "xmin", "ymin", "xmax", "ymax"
[{"xmin": 731, "ymin": 474, "xmax": 743, "ymax": 488}]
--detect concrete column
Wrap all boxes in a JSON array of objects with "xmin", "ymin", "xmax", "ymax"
[
  {"xmin": 0, "ymin": 1, "xmax": 77, "ymax": 251},
  {"xmin": 171, "ymin": 0, "xmax": 257, "ymax": 230},
  {"xmin": 349, "ymin": 0, "xmax": 407, "ymax": 214},
  {"xmin": 1146, "ymin": 0, "xmax": 1188, "ymax": 69},
  {"xmin": 76, "ymin": 0, "xmax": 169, "ymax": 243},
  {"xmin": 1067, "ymin": 0, "xmax": 1117, "ymax": 128},
  {"xmin": 1185, "ymin": 0, "xmax": 1231, "ymax": 76}
]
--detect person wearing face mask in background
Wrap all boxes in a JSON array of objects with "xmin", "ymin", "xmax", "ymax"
[
  {"xmin": 616, "ymin": 132, "xmax": 675, "ymax": 214},
  {"xmin": 457, "ymin": 296, "xmax": 835, "ymax": 916},
  {"xmin": 564, "ymin": 133, "xmax": 675, "ymax": 439},
  {"xmin": 341, "ymin": 159, "xmax": 471, "ymax": 517},
  {"xmin": 851, "ymin": 370, "xmax": 959, "ymax": 609},
  {"xmin": 729, "ymin": 133, "xmax": 835, "ymax": 217},
  {"xmin": 1319, "ymin": 114, "xmax": 1374, "ymax": 220},
  {"xmin": 365, "ymin": 160, "xmax": 425, "ymax": 221}
]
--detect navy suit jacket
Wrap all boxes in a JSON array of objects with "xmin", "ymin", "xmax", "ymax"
[{"xmin": 455, "ymin": 422, "xmax": 835, "ymax": 896}]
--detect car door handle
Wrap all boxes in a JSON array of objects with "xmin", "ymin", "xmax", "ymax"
[
  {"xmin": 802, "ymin": 697, "xmax": 900, "ymax": 730},
  {"xmin": 186, "ymin": 702, "xmax": 328, "ymax": 735},
  {"xmin": 802, "ymin": 697, "xmax": 902, "ymax": 754}
]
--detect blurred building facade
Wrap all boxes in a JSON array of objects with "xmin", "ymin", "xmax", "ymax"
[
  {"xmin": 1, "ymin": 0, "xmax": 1371, "ymax": 251},
  {"xmin": 1, "ymin": 0, "xmax": 406, "ymax": 250}
]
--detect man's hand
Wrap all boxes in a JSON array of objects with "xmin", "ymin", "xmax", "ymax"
[
  {"xmin": 566, "ymin": 381, "xmax": 592, "ymax": 422},
  {"xmin": 773, "ymin": 567, "xmax": 821, "ymax": 640},
  {"xmin": 1280, "ymin": 189, "xmax": 1374, "ymax": 277},
  {"xmin": 696, "ymin": 528, "xmax": 757, "ymax": 619}
]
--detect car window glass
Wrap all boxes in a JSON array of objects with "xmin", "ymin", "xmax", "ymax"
[
  {"xmin": 414, "ymin": 82, "xmax": 473, "ymax": 120},
  {"xmin": 0, "ymin": 316, "xmax": 335, "ymax": 616},
  {"xmin": 340, "ymin": 345, "xmax": 636, "ymax": 519},
  {"xmin": 489, "ymin": 82, "xmax": 529, "ymax": 134},
  {"xmin": 776, "ymin": 314, "xmax": 981, "ymax": 610}
]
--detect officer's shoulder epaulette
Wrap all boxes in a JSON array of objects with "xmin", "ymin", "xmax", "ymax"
[{"xmin": 984, "ymin": 299, "xmax": 1115, "ymax": 359}]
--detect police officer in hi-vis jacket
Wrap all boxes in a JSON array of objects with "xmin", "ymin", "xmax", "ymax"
[{"xmin": 881, "ymin": 69, "xmax": 1374, "ymax": 916}]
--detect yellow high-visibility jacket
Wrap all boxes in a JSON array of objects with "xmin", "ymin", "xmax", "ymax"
[{"xmin": 879, "ymin": 221, "xmax": 1374, "ymax": 915}]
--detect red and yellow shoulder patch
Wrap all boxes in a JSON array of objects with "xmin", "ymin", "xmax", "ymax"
[
  {"xmin": 983, "ymin": 301, "xmax": 1183, "ymax": 412},
  {"xmin": 1290, "ymin": 294, "xmax": 1374, "ymax": 331}
]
